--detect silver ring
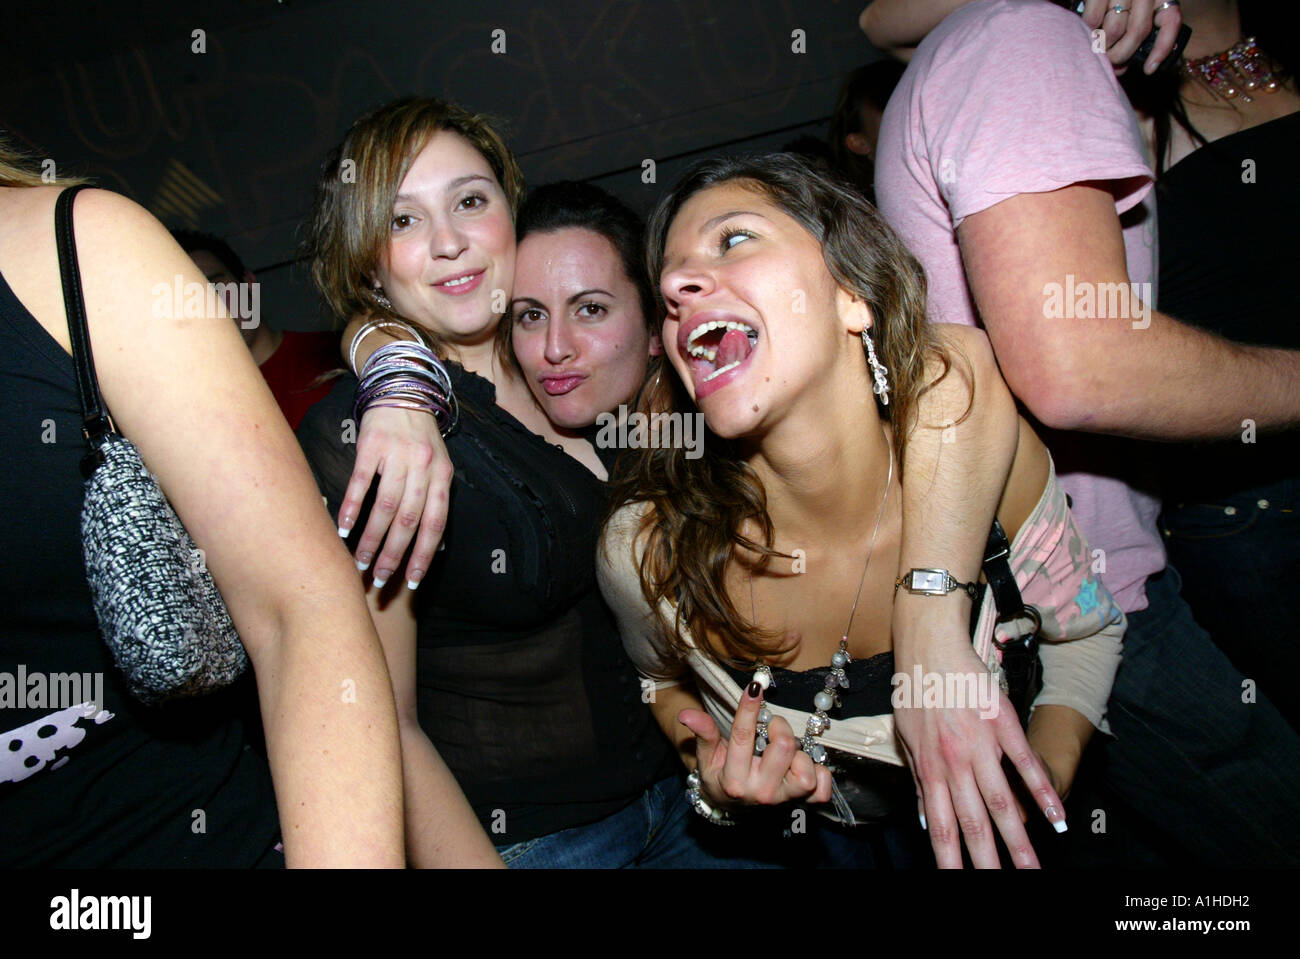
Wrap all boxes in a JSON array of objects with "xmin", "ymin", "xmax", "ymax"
[
  {"xmin": 1157, "ymin": 0, "xmax": 1180, "ymax": 11},
  {"xmin": 1112, "ymin": 4, "xmax": 1128, "ymax": 13}
]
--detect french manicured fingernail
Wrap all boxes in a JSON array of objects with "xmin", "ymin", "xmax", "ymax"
[
  {"xmin": 406, "ymin": 572, "xmax": 423, "ymax": 590},
  {"xmin": 373, "ymin": 570, "xmax": 391, "ymax": 589},
  {"xmin": 919, "ymin": 811, "xmax": 928, "ymax": 831},
  {"xmin": 356, "ymin": 551, "xmax": 372, "ymax": 572},
  {"xmin": 747, "ymin": 681, "xmax": 762, "ymax": 699},
  {"xmin": 338, "ymin": 525, "xmax": 351, "ymax": 538},
  {"xmin": 1046, "ymin": 805, "xmax": 1067, "ymax": 832}
]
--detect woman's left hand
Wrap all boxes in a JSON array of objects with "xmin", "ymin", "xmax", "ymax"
[
  {"xmin": 340, "ymin": 406, "xmax": 453, "ymax": 589},
  {"xmin": 894, "ymin": 635, "xmax": 1066, "ymax": 868}
]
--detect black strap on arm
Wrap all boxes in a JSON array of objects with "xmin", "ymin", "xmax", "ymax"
[
  {"xmin": 969, "ymin": 519, "xmax": 1033, "ymax": 633},
  {"xmin": 972, "ymin": 519, "xmax": 1041, "ymax": 722},
  {"xmin": 53, "ymin": 184, "xmax": 116, "ymax": 477},
  {"xmin": 986, "ymin": 520, "xmax": 1031, "ymax": 629}
]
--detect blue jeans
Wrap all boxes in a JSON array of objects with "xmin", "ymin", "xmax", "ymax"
[
  {"xmin": 498, "ymin": 774, "xmax": 780, "ymax": 868},
  {"xmin": 497, "ymin": 774, "xmax": 929, "ymax": 868},
  {"xmin": 774, "ymin": 812, "xmax": 931, "ymax": 868},
  {"xmin": 1160, "ymin": 477, "xmax": 1300, "ymax": 730},
  {"xmin": 1100, "ymin": 565, "xmax": 1300, "ymax": 866}
]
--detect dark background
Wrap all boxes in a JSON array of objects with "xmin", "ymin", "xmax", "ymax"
[{"xmin": 3, "ymin": 0, "xmax": 883, "ymax": 329}]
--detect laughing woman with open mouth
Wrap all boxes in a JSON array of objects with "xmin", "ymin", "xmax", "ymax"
[{"xmin": 598, "ymin": 153, "xmax": 1128, "ymax": 867}]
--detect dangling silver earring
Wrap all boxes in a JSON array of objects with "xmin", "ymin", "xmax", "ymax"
[
  {"xmin": 862, "ymin": 329, "xmax": 890, "ymax": 406},
  {"xmin": 374, "ymin": 287, "xmax": 393, "ymax": 310}
]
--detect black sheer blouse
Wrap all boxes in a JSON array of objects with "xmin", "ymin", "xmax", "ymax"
[{"xmin": 297, "ymin": 364, "xmax": 676, "ymax": 844}]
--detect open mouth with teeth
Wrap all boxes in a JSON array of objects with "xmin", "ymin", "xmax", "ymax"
[{"xmin": 685, "ymin": 319, "xmax": 759, "ymax": 386}]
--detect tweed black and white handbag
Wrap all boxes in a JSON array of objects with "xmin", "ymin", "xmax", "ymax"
[{"xmin": 56, "ymin": 185, "xmax": 248, "ymax": 703}]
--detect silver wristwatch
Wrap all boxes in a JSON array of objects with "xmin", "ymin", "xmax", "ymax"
[{"xmin": 894, "ymin": 568, "xmax": 979, "ymax": 600}]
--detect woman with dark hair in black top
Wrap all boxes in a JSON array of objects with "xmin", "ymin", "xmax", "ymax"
[{"xmin": 1123, "ymin": 0, "xmax": 1300, "ymax": 729}]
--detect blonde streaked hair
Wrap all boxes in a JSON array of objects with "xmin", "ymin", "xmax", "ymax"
[
  {"xmin": 0, "ymin": 133, "xmax": 88, "ymax": 188},
  {"xmin": 304, "ymin": 97, "xmax": 524, "ymax": 357}
]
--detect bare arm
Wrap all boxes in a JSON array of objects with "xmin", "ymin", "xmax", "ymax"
[
  {"xmin": 893, "ymin": 324, "xmax": 1015, "ymax": 729},
  {"xmin": 895, "ymin": 324, "xmax": 1019, "ymax": 636},
  {"xmin": 364, "ymin": 586, "xmax": 505, "ymax": 867},
  {"xmin": 859, "ymin": 0, "xmax": 970, "ymax": 56},
  {"xmin": 959, "ymin": 183, "xmax": 1300, "ymax": 439},
  {"xmin": 42, "ymin": 188, "xmax": 404, "ymax": 866},
  {"xmin": 1027, "ymin": 705, "xmax": 1094, "ymax": 800},
  {"xmin": 891, "ymin": 326, "xmax": 1064, "ymax": 868}
]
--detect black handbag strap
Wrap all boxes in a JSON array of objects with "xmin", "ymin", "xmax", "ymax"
[
  {"xmin": 983, "ymin": 519, "xmax": 1024, "ymax": 622},
  {"xmin": 970, "ymin": 518, "xmax": 1039, "ymax": 640},
  {"xmin": 54, "ymin": 185, "xmax": 116, "ymax": 477}
]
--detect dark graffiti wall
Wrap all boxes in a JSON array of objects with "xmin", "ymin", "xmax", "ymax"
[{"xmin": 3, "ymin": 0, "xmax": 877, "ymax": 329}]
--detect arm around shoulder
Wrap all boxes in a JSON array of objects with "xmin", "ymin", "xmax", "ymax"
[{"xmin": 894, "ymin": 323, "xmax": 1019, "ymax": 658}]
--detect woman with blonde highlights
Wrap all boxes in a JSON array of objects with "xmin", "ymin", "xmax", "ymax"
[{"xmin": 300, "ymin": 98, "xmax": 774, "ymax": 868}]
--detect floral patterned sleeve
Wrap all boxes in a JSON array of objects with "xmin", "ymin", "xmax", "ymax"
[{"xmin": 972, "ymin": 457, "xmax": 1126, "ymax": 733}]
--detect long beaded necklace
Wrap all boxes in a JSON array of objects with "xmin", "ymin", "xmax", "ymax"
[
  {"xmin": 747, "ymin": 429, "xmax": 895, "ymax": 780},
  {"xmin": 1183, "ymin": 37, "xmax": 1281, "ymax": 103}
]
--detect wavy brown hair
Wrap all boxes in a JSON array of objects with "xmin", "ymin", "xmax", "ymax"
[
  {"xmin": 304, "ymin": 96, "xmax": 524, "ymax": 364},
  {"xmin": 606, "ymin": 153, "xmax": 971, "ymax": 670}
]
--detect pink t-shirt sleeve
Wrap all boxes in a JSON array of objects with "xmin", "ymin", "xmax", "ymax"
[
  {"xmin": 875, "ymin": 0, "xmax": 1166, "ymax": 613},
  {"xmin": 915, "ymin": 0, "xmax": 1153, "ymax": 227}
]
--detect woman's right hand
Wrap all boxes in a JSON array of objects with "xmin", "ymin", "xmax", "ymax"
[
  {"xmin": 678, "ymin": 681, "xmax": 833, "ymax": 809},
  {"xmin": 1081, "ymin": 0, "xmax": 1184, "ymax": 75},
  {"xmin": 342, "ymin": 406, "xmax": 453, "ymax": 590}
]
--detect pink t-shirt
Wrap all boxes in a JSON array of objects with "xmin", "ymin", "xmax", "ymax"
[{"xmin": 875, "ymin": 0, "xmax": 1165, "ymax": 612}]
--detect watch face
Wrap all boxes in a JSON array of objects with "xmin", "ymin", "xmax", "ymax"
[{"xmin": 913, "ymin": 570, "xmax": 947, "ymax": 593}]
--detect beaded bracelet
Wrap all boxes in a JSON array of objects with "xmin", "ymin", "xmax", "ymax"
[
  {"xmin": 686, "ymin": 768, "xmax": 736, "ymax": 826},
  {"xmin": 354, "ymin": 339, "xmax": 459, "ymax": 437}
]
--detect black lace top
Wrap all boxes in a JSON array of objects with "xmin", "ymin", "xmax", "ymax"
[{"xmin": 297, "ymin": 366, "xmax": 677, "ymax": 845}]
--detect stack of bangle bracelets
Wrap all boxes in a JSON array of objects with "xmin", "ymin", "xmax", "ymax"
[{"xmin": 349, "ymin": 319, "xmax": 459, "ymax": 437}]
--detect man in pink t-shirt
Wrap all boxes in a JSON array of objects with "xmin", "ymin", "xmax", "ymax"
[{"xmin": 875, "ymin": 0, "xmax": 1300, "ymax": 865}]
